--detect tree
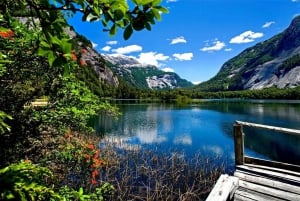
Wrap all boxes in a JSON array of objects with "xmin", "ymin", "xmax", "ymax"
[
  {"xmin": 1, "ymin": 0, "xmax": 168, "ymax": 67},
  {"xmin": 0, "ymin": 0, "xmax": 168, "ymax": 135},
  {"xmin": 0, "ymin": 1, "xmax": 168, "ymax": 199}
]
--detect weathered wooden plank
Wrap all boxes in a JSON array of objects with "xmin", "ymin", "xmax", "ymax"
[
  {"xmin": 234, "ymin": 194, "xmax": 256, "ymax": 201},
  {"xmin": 234, "ymin": 188, "xmax": 284, "ymax": 201},
  {"xmin": 234, "ymin": 171, "xmax": 300, "ymax": 195},
  {"xmin": 236, "ymin": 165, "xmax": 300, "ymax": 185},
  {"xmin": 234, "ymin": 124, "xmax": 245, "ymax": 165},
  {"xmin": 238, "ymin": 180, "xmax": 300, "ymax": 201},
  {"xmin": 235, "ymin": 120, "xmax": 300, "ymax": 136},
  {"xmin": 205, "ymin": 174, "xmax": 239, "ymax": 201},
  {"xmin": 245, "ymin": 156, "xmax": 300, "ymax": 173},
  {"xmin": 246, "ymin": 162, "xmax": 300, "ymax": 177}
]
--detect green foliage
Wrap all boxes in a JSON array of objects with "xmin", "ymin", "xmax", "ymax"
[
  {"xmin": 176, "ymin": 95, "xmax": 192, "ymax": 105},
  {"xmin": 32, "ymin": 74, "xmax": 119, "ymax": 134},
  {"xmin": 0, "ymin": 160, "xmax": 115, "ymax": 201},
  {"xmin": 75, "ymin": 61, "xmax": 116, "ymax": 97},
  {"xmin": 0, "ymin": 1, "xmax": 167, "ymax": 200},
  {"xmin": 0, "ymin": 111, "xmax": 12, "ymax": 134},
  {"xmin": 277, "ymin": 54, "xmax": 300, "ymax": 75},
  {"xmin": 59, "ymin": 183, "xmax": 114, "ymax": 201},
  {"xmin": 1, "ymin": 0, "xmax": 168, "ymax": 68},
  {"xmin": 0, "ymin": 161, "xmax": 61, "ymax": 201}
]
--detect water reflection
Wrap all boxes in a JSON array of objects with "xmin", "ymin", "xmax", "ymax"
[{"xmin": 92, "ymin": 100, "xmax": 300, "ymax": 168}]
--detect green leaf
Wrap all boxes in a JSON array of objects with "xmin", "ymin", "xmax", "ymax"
[
  {"xmin": 47, "ymin": 51, "xmax": 56, "ymax": 67},
  {"xmin": 124, "ymin": 25, "xmax": 133, "ymax": 40},
  {"xmin": 114, "ymin": 9, "xmax": 124, "ymax": 21},
  {"xmin": 151, "ymin": 8, "xmax": 161, "ymax": 21},
  {"xmin": 144, "ymin": 22, "xmax": 151, "ymax": 31},
  {"xmin": 152, "ymin": 0, "xmax": 162, "ymax": 6},
  {"xmin": 141, "ymin": 0, "xmax": 153, "ymax": 5},
  {"xmin": 102, "ymin": 19, "xmax": 108, "ymax": 27},
  {"xmin": 155, "ymin": 6, "xmax": 169, "ymax": 13},
  {"xmin": 109, "ymin": 24, "xmax": 117, "ymax": 36},
  {"xmin": 60, "ymin": 39, "xmax": 72, "ymax": 54},
  {"xmin": 78, "ymin": 187, "xmax": 83, "ymax": 195}
]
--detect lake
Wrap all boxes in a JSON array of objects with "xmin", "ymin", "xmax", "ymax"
[{"xmin": 92, "ymin": 99, "xmax": 300, "ymax": 171}]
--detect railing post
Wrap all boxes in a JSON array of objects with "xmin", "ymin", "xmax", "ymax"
[{"xmin": 234, "ymin": 123, "xmax": 244, "ymax": 165}]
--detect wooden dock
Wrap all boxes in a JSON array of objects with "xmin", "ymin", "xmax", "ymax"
[{"xmin": 206, "ymin": 121, "xmax": 300, "ymax": 201}]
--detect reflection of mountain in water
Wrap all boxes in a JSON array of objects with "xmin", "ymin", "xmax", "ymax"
[
  {"xmin": 93, "ymin": 104, "xmax": 175, "ymax": 144},
  {"xmin": 198, "ymin": 101, "xmax": 300, "ymax": 127},
  {"xmin": 93, "ymin": 101, "xmax": 300, "ymax": 166}
]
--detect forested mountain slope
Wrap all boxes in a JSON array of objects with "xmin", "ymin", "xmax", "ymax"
[{"xmin": 197, "ymin": 16, "xmax": 300, "ymax": 92}]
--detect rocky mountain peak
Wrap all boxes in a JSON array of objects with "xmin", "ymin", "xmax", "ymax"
[
  {"xmin": 197, "ymin": 16, "xmax": 300, "ymax": 91},
  {"xmin": 103, "ymin": 54, "xmax": 193, "ymax": 89},
  {"xmin": 276, "ymin": 15, "xmax": 300, "ymax": 52}
]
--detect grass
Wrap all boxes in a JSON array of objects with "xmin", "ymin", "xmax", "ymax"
[{"xmin": 97, "ymin": 139, "xmax": 225, "ymax": 201}]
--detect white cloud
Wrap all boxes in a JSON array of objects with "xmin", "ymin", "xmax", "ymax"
[
  {"xmin": 292, "ymin": 0, "xmax": 299, "ymax": 2},
  {"xmin": 200, "ymin": 40, "xmax": 225, "ymax": 52},
  {"xmin": 170, "ymin": 36, "xmax": 187, "ymax": 45},
  {"xmin": 101, "ymin": 45, "xmax": 111, "ymax": 52},
  {"xmin": 137, "ymin": 52, "xmax": 169, "ymax": 66},
  {"xmin": 192, "ymin": 81, "xmax": 201, "ymax": 85},
  {"xmin": 167, "ymin": 0, "xmax": 178, "ymax": 2},
  {"xmin": 106, "ymin": 40, "xmax": 118, "ymax": 45},
  {"xmin": 230, "ymin": 30, "xmax": 263, "ymax": 44},
  {"xmin": 173, "ymin": 53, "xmax": 193, "ymax": 61},
  {"xmin": 161, "ymin": 67, "xmax": 175, "ymax": 72},
  {"xmin": 262, "ymin": 21, "xmax": 275, "ymax": 28},
  {"xmin": 224, "ymin": 48, "xmax": 232, "ymax": 52},
  {"xmin": 112, "ymin": 45, "xmax": 142, "ymax": 54},
  {"xmin": 92, "ymin": 42, "xmax": 98, "ymax": 48},
  {"xmin": 173, "ymin": 134, "xmax": 192, "ymax": 145},
  {"xmin": 202, "ymin": 145, "xmax": 223, "ymax": 155}
]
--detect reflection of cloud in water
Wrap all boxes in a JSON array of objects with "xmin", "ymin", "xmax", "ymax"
[
  {"xmin": 137, "ymin": 127, "xmax": 167, "ymax": 144},
  {"xmin": 102, "ymin": 136, "xmax": 141, "ymax": 151},
  {"xmin": 161, "ymin": 113, "xmax": 173, "ymax": 133},
  {"xmin": 173, "ymin": 134, "xmax": 192, "ymax": 145},
  {"xmin": 202, "ymin": 145, "xmax": 223, "ymax": 155}
]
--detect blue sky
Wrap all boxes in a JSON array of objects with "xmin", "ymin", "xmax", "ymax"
[{"xmin": 68, "ymin": 0, "xmax": 300, "ymax": 84}]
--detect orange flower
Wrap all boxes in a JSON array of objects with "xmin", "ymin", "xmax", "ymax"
[
  {"xmin": 91, "ymin": 170, "xmax": 99, "ymax": 184},
  {"xmin": 91, "ymin": 179, "xmax": 97, "ymax": 185},
  {"xmin": 80, "ymin": 59, "xmax": 87, "ymax": 67},
  {"xmin": 86, "ymin": 144, "xmax": 95, "ymax": 150},
  {"xmin": 93, "ymin": 158, "xmax": 102, "ymax": 167},
  {"xmin": 71, "ymin": 52, "xmax": 77, "ymax": 61},
  {"xmin": 81, "ymin": 48, "xmax": 88, "ymax": 54},
  {"xmin": 0, "ymin": 29, "xmax": 15, "ymax": 39},
  {"xmin": 93, "ymin": 150, "xmax": 100, "ymax": 158}
]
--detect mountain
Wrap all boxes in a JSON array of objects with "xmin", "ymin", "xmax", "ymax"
[
  {"xmin": 64, "ymin": 26, "xmax": 119, "ymax": 87},
  {"xmin": 67, "ymin": 27, "xmax": 193, "ymax": 90},
  {"xmin": 197, "ymin": 16, "xmax": 300, "ymax": 92},
  {"xmin": 103, "ymin": 54, "xmax": 193, "ymax": 89}
]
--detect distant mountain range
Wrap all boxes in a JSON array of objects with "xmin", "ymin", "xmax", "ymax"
[
  {"xmin": 103, "ymin": 54, "xmax": 193, "ymax": 89},
  {"xmin": 197, "ymin": 16, "xmax": 300, "ymax": 91},
  {"xmin": 69, "ymin": 16, "xmax": 300, "ymax": 92},
  {"xmin": 65, "ymin": 27, "xmax": 193, "ymax": 90}
]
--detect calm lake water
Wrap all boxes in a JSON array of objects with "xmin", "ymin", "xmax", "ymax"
[{"xmin": 92, "ymin": 99, "xmax": 300, "ymax": 171}]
